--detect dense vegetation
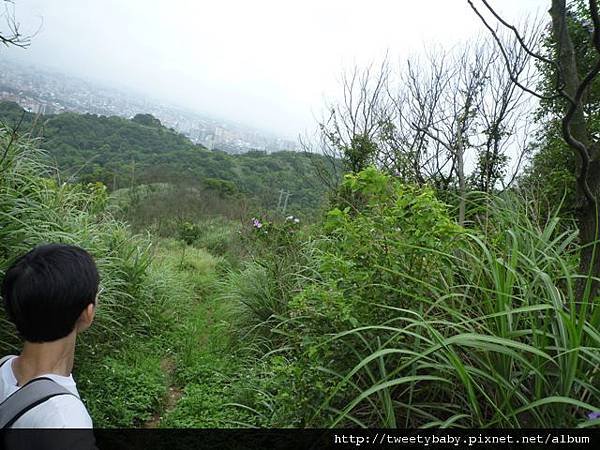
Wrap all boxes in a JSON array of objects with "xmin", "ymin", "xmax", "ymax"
[
  {"xmin": 0, "ymin": 127, "xmax": 187, "ymax": 425},
  {"xmin": 0, "ymin": 127, "xmax": 597, "ymax": 428},
  {"xmin": 0, "ymin": 101, "xmax": 332, "ymax": 215},
  {"xmin": 0, "ymin": 0, "xmax": 599, "ymax": 431},
  {"xmin": 225, "ymin": 171, "xmax": 598, "ymax": 427},
  {"xmin": 523, "ymin": 0, "xmax": 600, "ymax": 219}
]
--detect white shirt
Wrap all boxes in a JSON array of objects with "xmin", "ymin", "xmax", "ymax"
[{"xmin": 0, "ymin": 355, "xmax": 93, "ymax": 428}]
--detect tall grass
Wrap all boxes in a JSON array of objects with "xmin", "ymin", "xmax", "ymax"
[
  {"xmin": 226, "ymin": 180, "xmax": 599, "ymax": 428},
  {"xmin": 0, "ymin": 127, "xmax": 200, "ymax": 426},
  {"xmin": 313, "ymin": 194, "xmax": 599, "ymax": 428},
  {"xmin": 0, "ymin": 127, "xmax": 162, "ymax": 350}
]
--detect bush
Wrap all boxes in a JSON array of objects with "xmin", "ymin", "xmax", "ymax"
[
  {"xmin": 191, "ymin": 218, "xmax": 241, "ymax": 258},
  {"xmin": 228, "ymin": 167, "xmax": 599, "ymax": 428}
]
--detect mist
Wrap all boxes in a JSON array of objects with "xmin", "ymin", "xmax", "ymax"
[{"xmin": 3, "ymin": 0, "xmax": 545, "ymax": 137}]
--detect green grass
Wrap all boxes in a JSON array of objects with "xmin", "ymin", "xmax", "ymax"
[
  {"xmin": 311, "ymin": 194, "xmax": 599, "ymax": 428},
  {"xmin": 77, "ymin": 344, "xmax": 167, "ymax": 428},
  {"xmin": 150, "ymin": 238, "xmax": 268, "ymax": 428},
  {"xmin": 221, "ymin": 176, "xmax": 599, "ymax": 428},
  {"xmin": 77, "ymin": 238, "xmax": 228, "ymax": 427},
  {"xmin": 0, "ymin": 127, "xmax": 240, "ymax": 428},
  {"xmin": 80, "ymin": 236, "xmax": 262, "ymax": 429}
]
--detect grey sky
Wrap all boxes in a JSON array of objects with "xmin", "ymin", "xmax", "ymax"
[{"xmin": 3, "ymin": 0, "xmax": 546, "ymax": 137}]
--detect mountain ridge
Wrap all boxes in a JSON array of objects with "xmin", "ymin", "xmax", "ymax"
[{"xmin": 0, "ymin": 101, "xmax": 333, "ymax": 213}]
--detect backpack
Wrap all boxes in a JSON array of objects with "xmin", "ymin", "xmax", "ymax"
[{"xmin": 0, "ymin": 355, "xmax": 78, "ymax": 429}]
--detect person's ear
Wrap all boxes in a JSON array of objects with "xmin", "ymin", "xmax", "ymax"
[{"xmin": 76, "ymin": 303, "xmax": 96, "ymax": 333}]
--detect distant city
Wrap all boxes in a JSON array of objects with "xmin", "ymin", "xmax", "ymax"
[{"xmin": 0, "ymin": 58, "xmax": 298, "ymax": 154}]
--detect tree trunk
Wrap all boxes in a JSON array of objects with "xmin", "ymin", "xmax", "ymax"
[
  {"xmin": 455, "ymin": 113, "xmax": 467, "ymax": 227},
  {"xmin": 550, "ymin": 0, "xmax": 600, "ymax": 301},
  {"xmin": 575, "ymin": 159, "xmax": 600, "ymax": 301}
]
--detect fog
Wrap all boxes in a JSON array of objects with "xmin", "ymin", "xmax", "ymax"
[{"xmin": 3, "ymin": 0, "xmax": 546, "ymax": 137}]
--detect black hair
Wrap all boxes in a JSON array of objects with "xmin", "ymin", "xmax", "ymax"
[{"xmin": 1, "ymin": 243, "xmax": 99, "ymax": 342}]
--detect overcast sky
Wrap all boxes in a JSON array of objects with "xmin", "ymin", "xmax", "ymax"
[{"xmin": 3, "ymin": 0, "xmax": 547, "ymax": 137}]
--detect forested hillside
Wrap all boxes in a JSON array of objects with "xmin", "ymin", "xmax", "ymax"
[{"xmin": 0, "ymin": 101, "xmax": 334, "ymax": 214}]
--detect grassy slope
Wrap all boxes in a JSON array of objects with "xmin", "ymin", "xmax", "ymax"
[{"xmin": 77, "ymin": 237, "xmax": 253, "ymax": 428}]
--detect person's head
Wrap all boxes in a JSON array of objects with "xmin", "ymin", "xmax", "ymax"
[{"xmin": 1, "ymin": 243, "xmax": 99, "ymax": 343}]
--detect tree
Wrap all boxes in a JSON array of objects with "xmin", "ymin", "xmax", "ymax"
[
  {"xmin": 302, "ymin": 58, "xmax": 393, "ymax": 188},
  {"xmin": 521, "ymin": 2, "xmax": 600, "ymax": 219},
  {"xmin": 395, "ymin": 43, "xmax": 494, "ymax": 225},
  {"xmin": 469, "ymin": 0, "xmax": 600, "ymax": 299},
  {"xmin": 392, "ymin": 39, "xmax": 533, "ymax": 224},
  {"xmin": 132, "ymin": 113, "xmax": 162, "ymax": 128},
  {"xmin": 310, "ymin": 38, "xmax": 533, "ymax": 226}
]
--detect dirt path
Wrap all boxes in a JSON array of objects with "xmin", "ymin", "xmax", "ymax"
[
  {"xmin": 143, "ymin": 269, "xmax": 216, "ymax": 428},
  {"xmin": 144, "ymin": 357, "xmax": 183, "ymax": 428}
]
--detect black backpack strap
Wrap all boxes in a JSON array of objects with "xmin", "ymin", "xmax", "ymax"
[{"xmin": 0, "ymin": 376, "xmax": 77, "ymax": 429}]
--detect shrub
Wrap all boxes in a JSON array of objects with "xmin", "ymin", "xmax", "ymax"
[
  {"xmin": 228, "ymin": 167, "xmax": 599, "ymax": 428},
  {"xmin": 192, "ymin": 218, "xmax": 241, "ymax": 258}
]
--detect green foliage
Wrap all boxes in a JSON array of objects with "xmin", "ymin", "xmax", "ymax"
[
  {"xmin": 470, "ymin": 144, "xmax": 509, "ymax": 193},
  {"xmin": 78, "ymin": 348, "xmax": 166, "ymax": 428},
  {"xmin": 311, "ymin": 168, "xmax": 462, "ymax": 325},
  {"xmin": 112, "ymin": 183, "xmax": 246, "ymax": 238},
  {"xmin": 343, "ymin": 133, "xmax": 378, "ymax": 173},
  {"xmin": 220, "ymin": 214, "xmax": 308, "ymax": 344},
  {"xmin": 0, "ymin": 127, "xmax": 200, "ymax": 427},
  {"xmin": 178, "ymin": 221, "xmax": 202, "ymax": 246},
  {"xmin": 191, "ymin": 218, "xmax": 241, "ymax": 258},
  {"xmin": 132, "ymin": 113, "xmax": 163, "ymax": 128},
  {"xmin": 536, "ymin": 0, "xmax": 600, "ymax": 120},
  {"xmin": 170, "ymin": 218, "xmax": 241, "ymax": 264},
  {"xmin": 149, "ymin": 239, "xmax": 268, "ymax": 428},
  {"xmin": 224, "ymin": 168, "xmax": 599, "ymax": 428},
  {"xmin": 521, "ymin": 124, "xmax": 577, "ymax": 217},
  {"xmin": 0, "ymin": 129, "xmax": 144, "ymax": 348},
  {"xmin": 0, "ymin": 101, "xmax": 333, "ymax": 215},
  {"xmin": 202, "ymin": 177, "xmax": 238, "ymax": 197},
  {"xmin": 78, "ymin": 237, "xmax": 235, "ymax": 429},
  {"xmin": 3, "ymin": 103, "xmax": 597, "ymax": 429},
  {"xmin": 160, "ymin": 355, "xmax": 260, "ymax": 428}
]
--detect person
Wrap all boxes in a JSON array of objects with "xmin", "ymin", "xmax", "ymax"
[{"xmin": 0, "ymin": 243, "xmax": 98, "ymax": 428}]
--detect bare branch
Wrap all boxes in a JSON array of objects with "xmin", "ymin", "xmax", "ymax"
[
  {"xmin": 0, "ymin": 1, "xmax": 30, "ymax": 49},
  {"xmin": 480, "ymin": 0, "xmax": 554, "ymax": 65},
  {"xmin": 467, "ymin": 0, "xmax": 561, "ymax": 102}
]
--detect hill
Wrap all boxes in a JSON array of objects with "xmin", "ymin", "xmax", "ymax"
[{"xmin": 0, "ymin": 101, "xmax": 335, "ymax": 214}]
